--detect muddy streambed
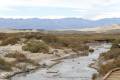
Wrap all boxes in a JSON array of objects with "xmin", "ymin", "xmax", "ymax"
[{"xmin": 10, "ymin": 43, "xmax": 111, "ymax": 80}]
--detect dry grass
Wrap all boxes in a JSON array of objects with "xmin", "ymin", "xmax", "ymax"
[
  {"xmin": 0, "ymin": 32, "xmax": 120, "ymax": 52},
  {"xmin": 100, "ymin": 48, "xmax": 120, "ymax": 60},
  {"xmin": 0, "ymin": 58, "xmax": 12, "ymax": 71},
  {"xmin": 5, "ymin": 51, "xmax": 27, "ymax": 62},
  {"xmin": 5, "ymin": 51, "xmax": 39, "ymax": 66},
  {"xmin": 0, "ymin": 36, "xmax": 20, "ymax": 46},
  {"xmin": 99, "ymin": 42, "xmax": 120, "ymax": 75}
]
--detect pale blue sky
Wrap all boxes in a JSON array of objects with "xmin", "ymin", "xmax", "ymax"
[{"xmin": 0, "ymin": 0, "xmax": 120, "ymax": 20}]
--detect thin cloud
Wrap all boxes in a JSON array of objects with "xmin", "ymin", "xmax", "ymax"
[{"xmin": 0, "ymin": 0, "xmax": 120, "ymax": 19}]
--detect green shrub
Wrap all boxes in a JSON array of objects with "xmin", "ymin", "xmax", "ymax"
[
  {"xmin": 0, "ymin": 36, "xmax": 20, "ymax": 46},
  {"xmin": 0, "ymin": 58, "xmax": 12, "ymax": 71},
  {"xmin": 22, "ymin": 40, "xmax": 49, "ymax": 53}
]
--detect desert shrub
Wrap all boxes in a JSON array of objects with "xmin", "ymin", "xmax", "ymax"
[
  {"xmin": 92, "ymin": 73, "xmax": 98, "ymax": 80},
  {"xmin": 98, "ymin": 57, "xmax": 120, "ymax": 75},
  {"xmin": 41, "ymin": 34, "xmax": 66, "ymax": 49},
  {"xmin": 48, "ymin": 36, "xmax": 90, "ymax": 51},
  {"xmin": 100, "ymin": 48, "xmax": 120, "ymax": 60},
  {"xmin": 89, "ymin": 49, "xmax": 94, "ymax": 52},
  {"xmin": 114, "ymin": 56, "xmax": 120, "ymax": 67},
  {"xmin": 25, "ymin": 59, "xmax": 40, "ymax": 66},
  {"xmin": 99, "ymin": 61, "xmax": 116, "ymax": 75},
  {"xmin": 99, "ymin": 43, "xmax": 120, "ymax": 75},
  {"xmin": 112, "ymin": 39, "xmax": 120, "ymax": 44},
  {"xmin": 0, "ymin": 36, "xmax": 20, "ymax": 46},
  {"xmin": 5, "ymin": 52, "xmax": 27, "ymax": 62},
  {"xmin": 22, "ymin": 40, "xmax": 49, "ymax": 53},
  {"xmin": 111, "ymin": 43, "xmax": 120, "ymax": 49},
  {"xmin": 0, "ymin": 33, "xmax": 7, "ymax": 40},
  {"xmin": 5, "ymin": 51, "xmax": 39, "ymax": 66},
  {"xmin": 23, "ymin": 33, "xmax": 35, "ymax": 39},
  {"xmin": 41, "ymin": 34, "xmax": 59, "ymax": 44},
  {"xmin": 48, "ymin": 42, "xmax": 64, "ymax": 49},
  {"xmin": 47, "ymin": 38, "xmax": 69, "ymax": 49},
  {"xmin": 22, "ymin": 32, "xmax": 44, "ymax": 39},
  {"xmin": 68, "ymin": 43, "xmax": 89, "ymax": 52},
  {"xmin": 57, "ymin": 35, "xmax": 90, "ymax": 51},
  {"xmin": 0, "ymin": 58, "xmax": 12, "ymax": 71}
]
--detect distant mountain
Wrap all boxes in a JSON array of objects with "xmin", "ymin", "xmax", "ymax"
[
  {"xmin": 78, "ymin": 24, "xmax": 120, "ymax": 32},
  {"xmin": 0, "ymin": 18, "xmax": 120, "ymax": 30}
]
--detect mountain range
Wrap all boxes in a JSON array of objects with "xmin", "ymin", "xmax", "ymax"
[{"xmin": 0, "ymin": 18, "xmax": 120, "ymax": 30}]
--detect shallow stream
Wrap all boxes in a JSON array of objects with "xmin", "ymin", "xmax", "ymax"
[{"xmin": 11, "ymin": 43, "xmax": 111, "ymax": 80}]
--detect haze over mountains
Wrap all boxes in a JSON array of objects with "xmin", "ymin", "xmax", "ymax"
[{"xmin": 0, "ymin": 18, "xmax": 120, "ymax": 30}]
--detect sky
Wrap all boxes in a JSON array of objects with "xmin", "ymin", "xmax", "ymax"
[{"xmin": 0, "ymin": 0, "xmax": 120, "ymax": 20}]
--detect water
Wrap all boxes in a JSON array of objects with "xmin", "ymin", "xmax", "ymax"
[{"xmin": 11, "ymin": 43, "xmax": 111, "ymax": 80}]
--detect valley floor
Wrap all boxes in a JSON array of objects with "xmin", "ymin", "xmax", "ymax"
[{"xmin": 10, "ymin": 43, "xmax": 111, "ymax": 80}]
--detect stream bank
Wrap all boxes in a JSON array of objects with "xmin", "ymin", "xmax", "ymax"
[{"xmin": 10, "ymin": 43, "xmax": 111, "ymax": 80}]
